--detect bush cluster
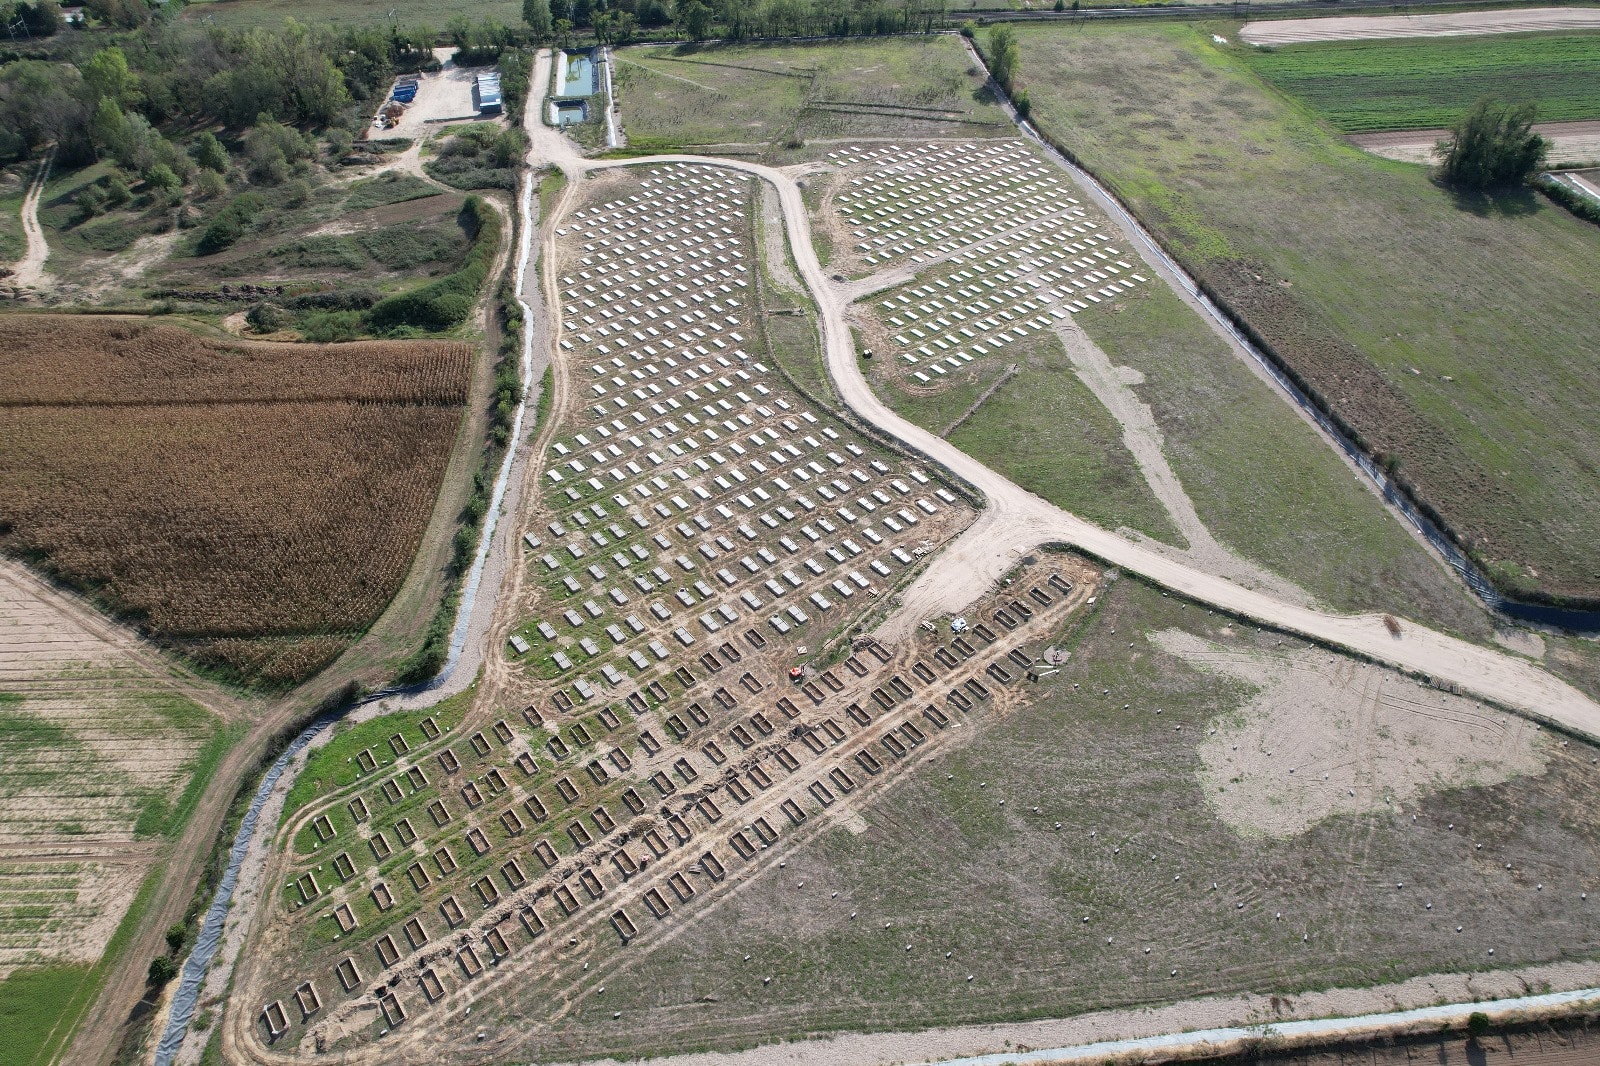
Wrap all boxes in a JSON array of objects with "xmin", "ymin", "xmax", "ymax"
[{"xmin": 366, "ymin": 197, "xmax": 500, "ymax": 332}]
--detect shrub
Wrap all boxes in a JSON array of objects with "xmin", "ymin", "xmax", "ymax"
[
  {"xmin": 196, "ymin": 169, "xmax": 227, "ymax": 199},
  {"xmin": 145, "ymin": 162, "xmax": 181, "ymax": 194},
  {"xmin": 148, "ymin": 955, "xmax": 179, "ymax": 985},
  {"xmin": 366, "ymin": 197, "xmax": 500, "ymax": 333},
  {"xmin": 300, "ymin": 310, "xmax": 364, "ymax": 342},
  {"xmin": 1437, "ymin": 98, "xmax": 1547, "ymax": 190},
  {"xmin": 105, "ymin": 174, "xmax": 131, "ymax": 207},
  {"xmin": 196, "ymin": 191, "xmax": 266, "ymax": 255},
  {"xmin": 286, "ymin": 288, "xmax": 380, "ymax": 312},
  {"xmin": 246, "ymin": 301, "xmax": 290, "ymax": 332},
  {"xmin": 194, "ymin": 131, "xmax": 229, "ymax": 174},
  {"xmin": 76, "ymin": 183, "xmax": 107, "ymax": 219}
]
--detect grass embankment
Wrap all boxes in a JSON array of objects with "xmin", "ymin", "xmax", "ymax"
[
  {"xmin": 1243, "ymin": 32, "xmax": 1600, "ymax": 132},
  {"xmin": 1074, "ymin": 286, "xmax": 1488, "ymax": 633},
  {"xmin": 280, "ymin": 684, "xmax": 475, "ymax": 826},
  {"xmin": 879, "ymin": 339, "xmax": 1184, "ymax": 547},
  {"xmin": 543, "ymin": 576, "xmax": 1600, "ymax": 1059},
  {"xmin": 1012, "ymin": 22, "xmax": 1600, "ymax": 605},
  {"xmin": 613, "ymin": 36, "xmax": 1008, "ymax": 152}
]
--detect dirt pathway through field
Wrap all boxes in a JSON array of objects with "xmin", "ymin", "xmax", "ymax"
[
  {"xmin": 13, "ymin": 147, "xmax": 53, "ymax": 291},
  {"xmin": 1240, "ymin": 7, "xmax": 1600, "ymax": 45},
  {"xmin": 1052, "ymin": 306, "xmax": 1314, "ymax": 605},
  {"xmin": 1352, "ymin": 121, "xmax": 1600, "ymax": 167}
]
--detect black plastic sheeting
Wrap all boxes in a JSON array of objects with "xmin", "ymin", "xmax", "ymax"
[{"xmin": 153, "ymin": 713, "xmax": 336, "ymax": 1065}]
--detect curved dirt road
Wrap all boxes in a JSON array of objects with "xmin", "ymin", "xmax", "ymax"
[
  {"xmin": 13, "ymin": 148, "xmax": 53, "ymax": 290},
  {"xmin": 574, "ymin": 152, "xmax": 1600, "ymax": 741}
]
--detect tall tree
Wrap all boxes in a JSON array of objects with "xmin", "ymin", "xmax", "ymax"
[
  {"xmin": 523, "ymin": 0, "xmax": 553, "ymax": 39},
  {"xmin": 1437, "ymin": 98, "xmax": 1548, "ymax": 190},
  {"xmin": 682, "ymin": 0, "xmax": 713, "ymax": 40},
  {"xmin": 987, "ymin": 24, "xmax": 1018, "ymax": 91}
]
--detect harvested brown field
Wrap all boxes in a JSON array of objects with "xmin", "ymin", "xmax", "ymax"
[{"xmin": 0, "ymin": 316, "xmax": 473, "ymax": 686}]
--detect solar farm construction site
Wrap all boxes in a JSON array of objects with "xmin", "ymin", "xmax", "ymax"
[{"xmin": 7, "ymin": 17, "xmax": 1600, "ymax": 1066}]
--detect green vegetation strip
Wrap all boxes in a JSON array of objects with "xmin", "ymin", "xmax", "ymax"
[
  {"xmin": 368, "ymin": 196, "xmax": 501, "ymax": 333},
  {"xmin": 1243, "ymin": 33, "xmax": 1600, "ymax": 132}
]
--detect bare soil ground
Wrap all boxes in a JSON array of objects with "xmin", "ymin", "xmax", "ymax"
[
  {"xmin": 371, "ymin": 49, "xmax": 495, "ymax": 142},
  {"xmin": 1157, "ymin": 627, "xmax": 1545, "ymax": 838},
  {"xmin": 11, "ymin": 149, "xmax": 53, "ymax": 293},
  {"xmin": 1351, "ymin": 121, "xmax": 1600, "ymax": 168},
  {"xmin": 0, "ymin": 559, "xmax": 229, "ymax": 978},
  {"xmin": 1240, "ymin": 9, "xmax": 1600, "ymax": 46}
]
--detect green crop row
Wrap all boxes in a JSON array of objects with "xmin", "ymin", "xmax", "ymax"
[{"xmin": 1245, "ymin": 33, "xmax": 1600, "ymax": 132}]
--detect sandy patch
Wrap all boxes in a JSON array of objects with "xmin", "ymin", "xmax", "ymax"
[
  {"xmin": 1240, "ymin": 8, "xmax": 1600, "ymax": 46},
  {"xmin": 1352, "ymin": 121, "xmax": 1600, "ymax": 168},
  {"xmin": 1493, "ymin": 627, "xmax": 1546, "ymax": 659},
  {"xmin": 1152, "ymin": 628, "xmax": 1546, "ymax": 838}
]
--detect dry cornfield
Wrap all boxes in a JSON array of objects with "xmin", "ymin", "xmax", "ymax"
[{"xmin": 0, "ymin": 316, "xmax": 474, "ymax": 686}]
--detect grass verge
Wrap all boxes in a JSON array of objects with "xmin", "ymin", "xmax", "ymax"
[{"xmin": 1013, "ymin": 21, "xmax": 1600, "ymax": 605}]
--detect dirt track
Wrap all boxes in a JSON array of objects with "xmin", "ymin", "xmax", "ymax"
[
  {"xmin": 12, "ymin": 147, "xmax": 53, "ymax": 291},
  {"xmin": 1240, "ymin": 7, "xmax": 1600, "ymax": 45},
  {"xmin": 1352, "ymin": 121, "xmax": 1600, "ymax": 167}
]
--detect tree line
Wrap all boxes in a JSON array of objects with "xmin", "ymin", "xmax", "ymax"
[
  {"xmin": 522, "ymin": 0, "xmax": 951, "ymax": 44},
  {"xmin": 0, "ymin": 13, "xmax": 436, "ymax": 167}
]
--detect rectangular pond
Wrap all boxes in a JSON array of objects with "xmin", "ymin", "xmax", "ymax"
[{"xmin": 556, "ymin": 49, "xmax": 598, "ymax": 98}]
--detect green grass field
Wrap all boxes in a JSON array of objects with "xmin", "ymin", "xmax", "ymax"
[
  {"xmin": 0, "ymin": 964, "xmax": 95, "ymax": 1066},
  {"xmin": 614, "ymin": 36, "xmax": 1009, "ymax": 151},
  {"xmin": 535, "ymin": 576, "xmax": 1600, "ymax": 1059},
  {"xmin": 1013, "ymin": 22, "xmax": 1600, "ymax": 605},
  {"xmin": 1073, "ymin": 286, "xmax": 1489, "ymax": 636},
  {"xmin": 1243, "ymin": 32, "xmax": 1600, "ymax": 132},
  {"xmin": 876, "ymin": 330, "xmax": 1185, "ymax": 548}
]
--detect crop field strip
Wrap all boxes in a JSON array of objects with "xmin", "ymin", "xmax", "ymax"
[
  {"xmin": 0, "ymin": 562, "xmax": 222, "ymax": 977},
  {"xmin": 1242, "ymin": 32, "xmax": 1600, "ymax": 132},
  {"xmin": 0, "ymin": 319, "xmax": 474, "ymax": 686},
  {"xmin": 245, "ymin": 163, "xmax": 1101, "ymax": 1053},
  {"xmin": 828, "ymin": 141, "xmax": 1149, "ymax": 390}
]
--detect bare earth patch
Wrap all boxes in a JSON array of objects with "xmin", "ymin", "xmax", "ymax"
[
  {"xmin": 1153, "ymin": 627, "xmax": 1545, "ymax": 838},
  {"xmin": 1352, "ymin": 121, "xmax": 1600, "ymax": 168},
  {"xmin": 1240, "ymin": 8, "xmax": 1600, "ymax": 46}
]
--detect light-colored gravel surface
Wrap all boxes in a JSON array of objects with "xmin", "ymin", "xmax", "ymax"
[
  {"xmin": 1352, "ymin": 121, "xmax": 1600, "ymax": 167},
  {"xmin": 1240, "ymin": 7, "xmax": 1600, "ymax": 45}
]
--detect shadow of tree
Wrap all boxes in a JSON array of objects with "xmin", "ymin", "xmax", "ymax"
[{"xmin": 1438, "ymin": 181, "xmax": 1544, "ymax": 219}]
